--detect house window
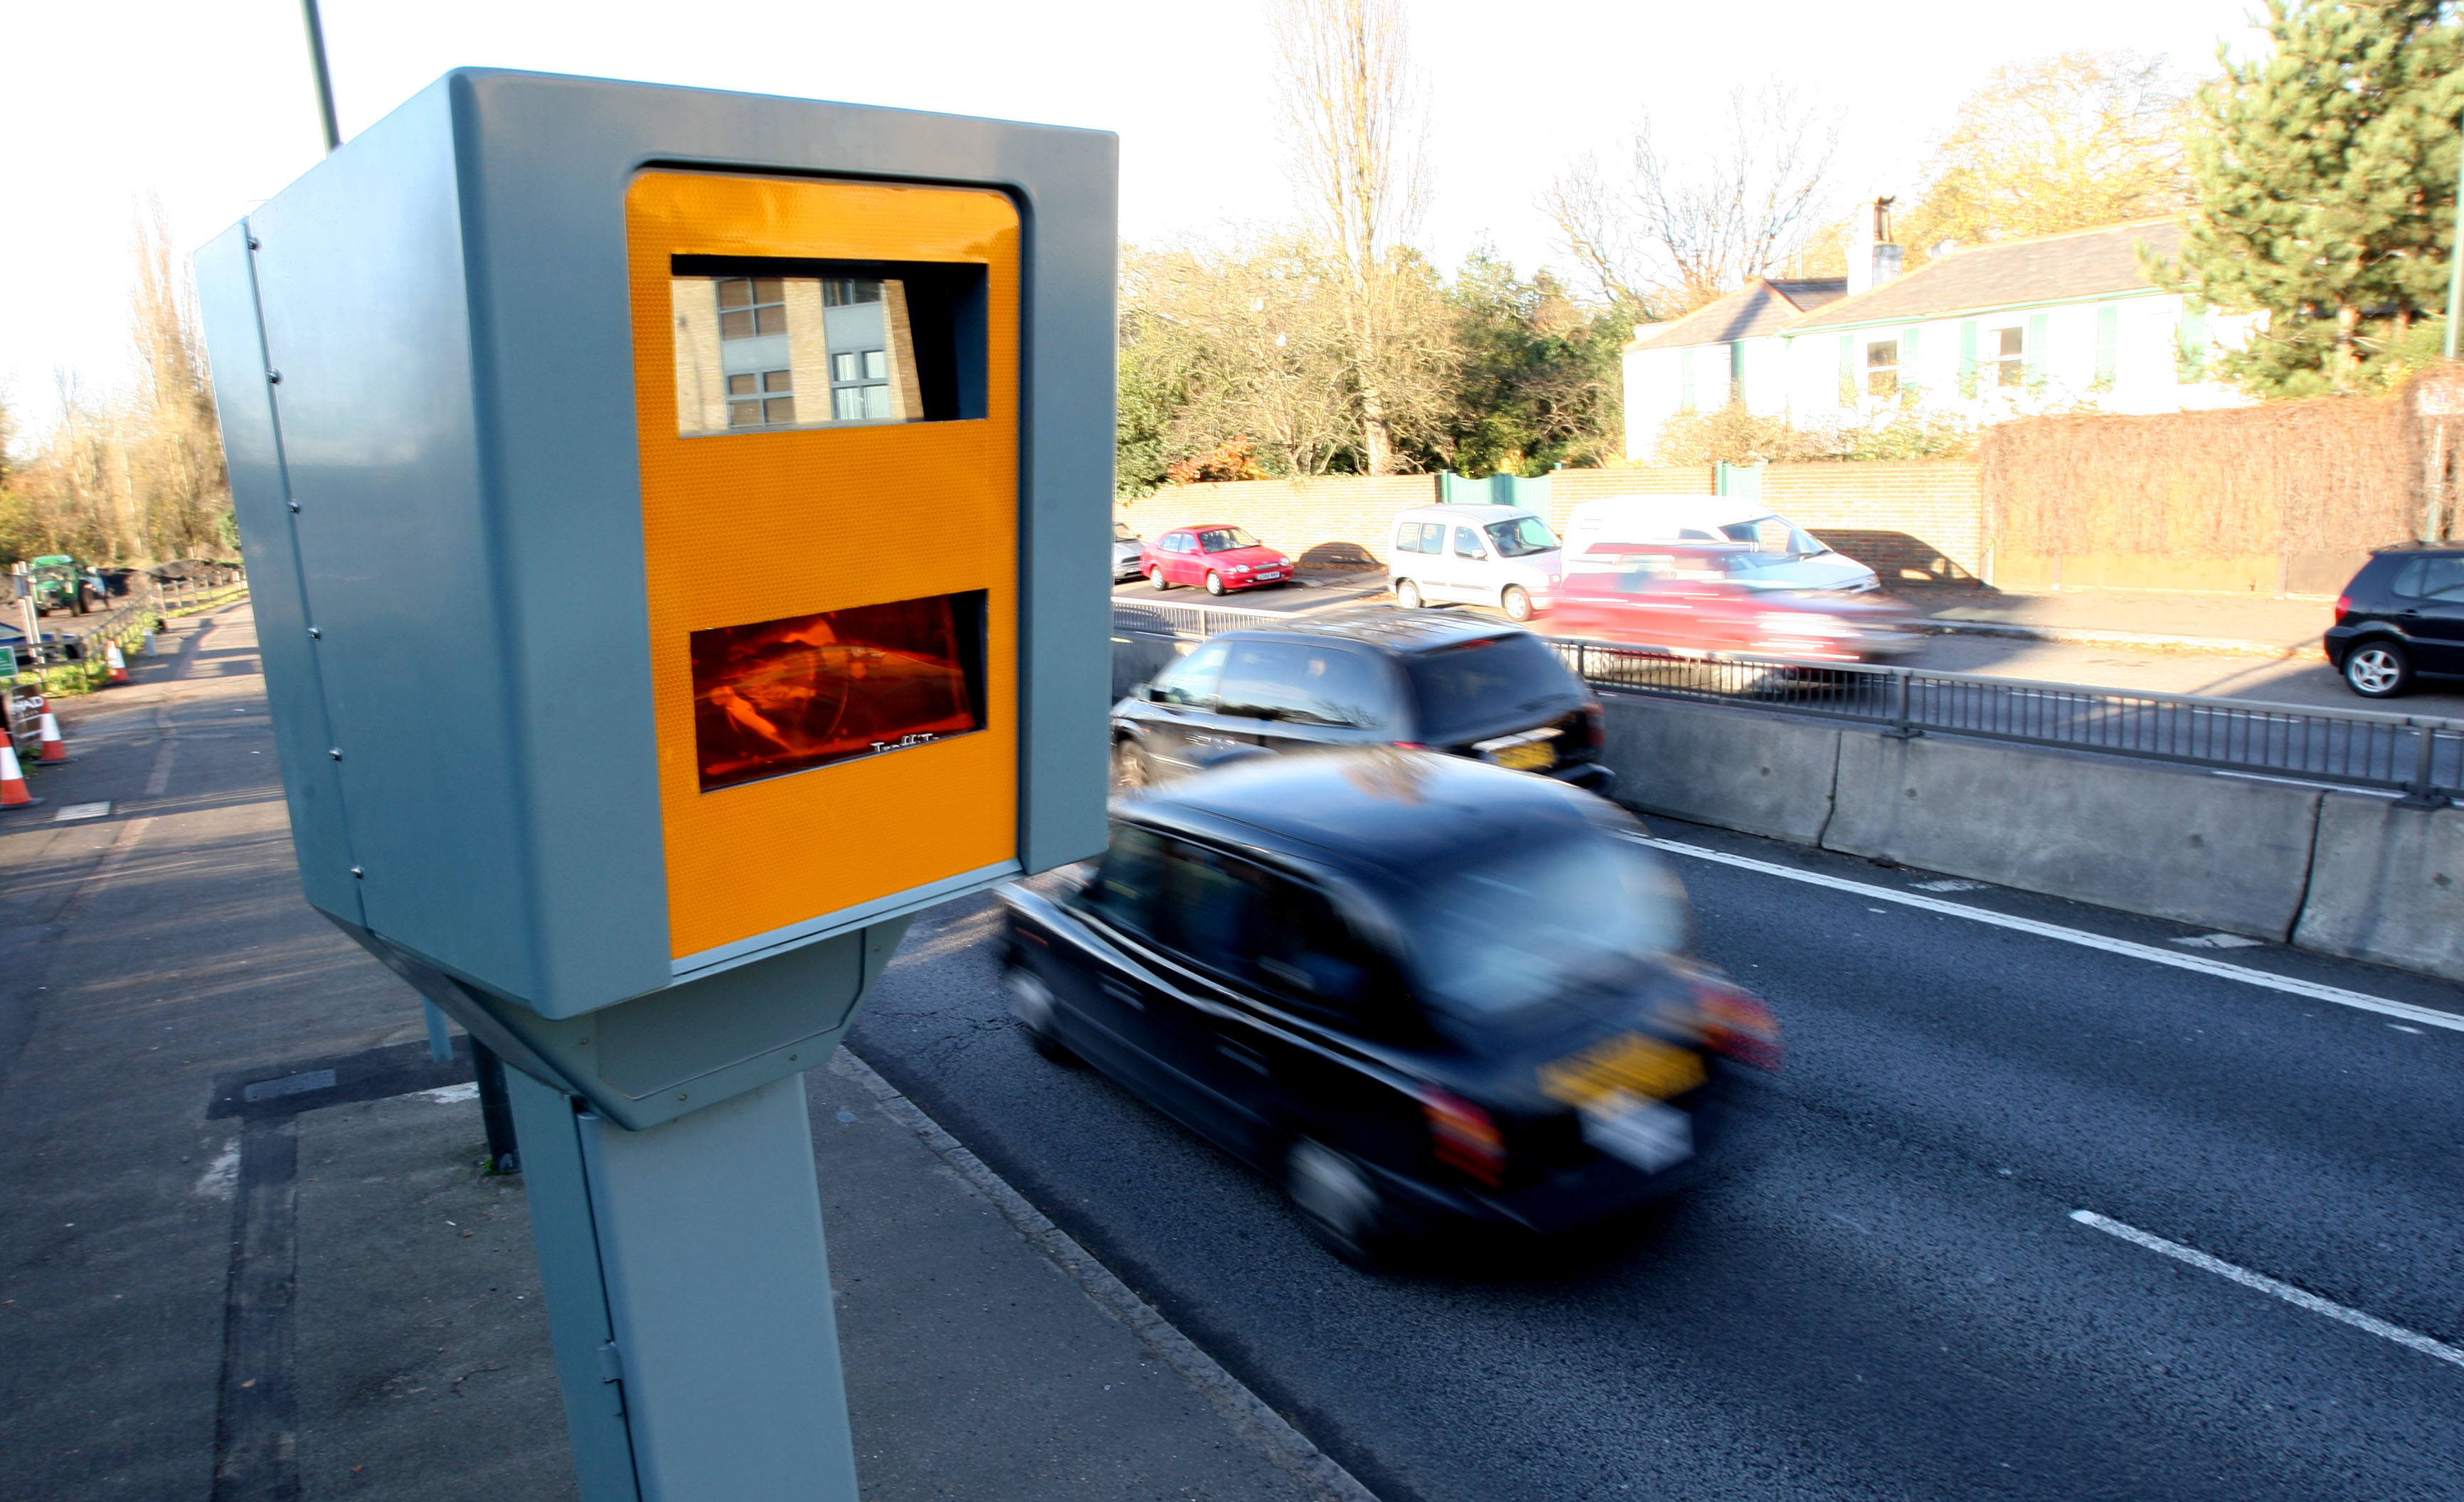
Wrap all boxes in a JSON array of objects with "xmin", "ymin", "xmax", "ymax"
[
  {"xmin": 728, "ymin": 370, "xmax": 794, "ymax": 427},
  {"xmin": 717, "ymin": 278, "xmax": 787, "ymax": 340},
  {"xmin": 1992, "ymin": 326, "xmax": 2025, "ymax": 387},
  {"xmin": 1866, "ymin": 340, "xmax": 1899, "ymax": 397}
]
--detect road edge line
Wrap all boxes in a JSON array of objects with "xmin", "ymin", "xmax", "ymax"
[
  {"xmin": 1645, "ymin": 838, "xmax": 2464, "ymax": 1034},
  {"xmin": 2069, "ymin": 1210, "xmax": 2464, "ymax": 1370},
  {"xmin": 829, "ymin": 1047, "xmax": 1383, "ymax": 1502}
]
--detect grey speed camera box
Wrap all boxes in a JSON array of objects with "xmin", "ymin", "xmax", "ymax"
[{"xmin": 196, "ymin": 70, "xmax": 1115, "ymax": 1126}]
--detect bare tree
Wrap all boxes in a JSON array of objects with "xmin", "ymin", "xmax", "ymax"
[
  {"xmin": 1544, "ymin": 84, "xmax": 1839, "ymax": 316},
  {"xmin": 1273, "ymin": 0, "xmax": 1431, "ymax": 474}
]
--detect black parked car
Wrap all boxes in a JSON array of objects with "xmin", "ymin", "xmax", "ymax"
[
  {"xmin": 2326, "ymin": 545, "xmax": 2464, "ymax": 698},
  {"xmin": 1110, "ymin": 609, "xmax": 1615, "ymax": 797},
  {"xmin": 997, "ymin": 750, "xmax": 1780, "ymax": 1265}
]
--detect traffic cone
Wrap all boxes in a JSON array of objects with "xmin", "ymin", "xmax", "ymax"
[
  {"xmin": 0, "ymin": 744, "xmax": 41, "ymax": 810},
  {"xmin": 104, "ymin": 641, "xmax": 127, "ymax": 684},
  {"xmin": 35, "ymin": 712, "xmax": 73, "ymax": 764}
]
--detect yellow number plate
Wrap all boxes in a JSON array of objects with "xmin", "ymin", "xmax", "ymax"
[
  {"xmin": 1492, "ymin": 741, "xmax": 1556, "ymax": 772},
  {"xmin": 1540, "ymin": 1033, "xmax": 1707, "ymax": 1107}
]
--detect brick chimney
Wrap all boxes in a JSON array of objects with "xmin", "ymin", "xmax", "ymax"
[{"xmin": 1845, "ymin": 196, "xmax": 1901, "ymax": 297}]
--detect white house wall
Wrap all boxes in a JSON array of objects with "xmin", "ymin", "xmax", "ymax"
[{"xmin": 1623, "ymin": 289, "xmax": 2255, "ymax": 459}]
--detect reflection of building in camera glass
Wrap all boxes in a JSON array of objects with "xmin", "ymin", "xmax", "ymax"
[
  {"xmin": 689, "ymin": 591, "xmax": 987, "ymax": 792},
  {"xmin": 670, "ymin": 274, "xmax": 927, "ymax": 437}
]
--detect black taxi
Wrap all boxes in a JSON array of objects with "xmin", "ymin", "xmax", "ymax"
[{"xmin": 997, "ymin": 750, "xmax": 1779, "ymax": 1265}]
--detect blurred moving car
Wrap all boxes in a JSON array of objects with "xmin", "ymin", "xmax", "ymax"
[
  {"xmin": 1561, "ymin": 496, "xmax": 1880, "ymax": 595},
  {"xmin": 1550, "ymin": 545, "xmax": 1920, "ymax": 663},
  {"xmin": 1142, "ymin": 524, "xmax": 1292, "ymax": 595},
  {"xmin": 1111, "ymin": 609, "xmax": 1613, "ymax": 797},
  {"xmin": 1113, "ymin": 521, "xmax": 1146, "ymax": 582},
  {"xmin": 1386, "ymin": 504, "xmax": 1564, "ymax": 622},
  {"xmin": 2325, "ymin": 544, "xmax": 2464, "ymax": 698},
  {"xmin": 999, "ymin": 750, "xmax": 1780, "ymax": 1264}
]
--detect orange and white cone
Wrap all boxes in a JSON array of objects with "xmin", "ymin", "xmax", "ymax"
[
  {"xmin": 36, "ymin": 711, "xmax": 73, "ymax": 764},
  {"xmin": 104, "ymin": 642, "xmax": 128, "ymax": 684},
  {"xmin": 0, "ymin": 744, "xmax": 41, "ymax": 810}
]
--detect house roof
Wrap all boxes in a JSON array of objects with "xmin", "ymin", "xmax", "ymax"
[
  {"xmin": 1788, "ymin": 218, "xmax": 2182, "ymax": 331},
  {"xmin": 1625, "ymin": 277, "xmax": 1848, "ymax": 352}
]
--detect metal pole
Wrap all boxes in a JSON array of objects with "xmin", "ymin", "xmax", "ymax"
[{"xmin": 299, "ymin": 0, "xmax": 341, "ymax": 154}]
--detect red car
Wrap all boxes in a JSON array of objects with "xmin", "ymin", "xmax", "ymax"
[
  {"xmin": 1140, "ymin": 524, "xmax": 1292, "ymax": 595},
  {"xmin": 1549, "ymin": 545, "xmax": 1919, "ymax": 662}
]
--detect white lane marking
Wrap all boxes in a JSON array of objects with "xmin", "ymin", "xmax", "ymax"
[
  {"xmin": 1644, "ymin": 838, "xmax": 2464, "ymax": 1035},
  {"xmin": 53, "ymin": 801, "xmax": 111, "ymax": 822},
  {"xmin": 193, "ymin": 1141, "xmax": 239, "ymax": 1200},
  {"xmin": 2172, "ymin": 933, "xmax": 2263, "ymax": 950},
  {"xmin": 2069, "ymin": 1210, "xmax": 2464, "ymax": 1371},
  {"xmin": 1912, "ymin": 878, "xmax": 1985, "ymax": 892},
  {"xmin": 418, "ymin": 1082, "xmax": 479, "ymax": 1104}
]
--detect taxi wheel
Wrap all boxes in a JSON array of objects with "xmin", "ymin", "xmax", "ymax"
[
  {"xmin": 2342, "ymin": 639, "xmax": 2412, "ymax": 698},
  {"xmin": 1206, "ymin": 571, "xmax": 1228, "ymax": 595},
  {"xmin": 1111, "ymin": 737, "xmax": 1152, "ymax": 791},
  {"xmin": 1148, "ymin": 566, "xmax": 1170, "ymax": 591},
  {"xmin": 1395, "ymin": 579, "xmax": 1423, "ymax": 609},
  {"xmin": 1004, "ymin": 966, "xmax": 1081, "ymax": 1065},
  {"xmin": 1501, "ymin": 585, "xmax": 1534, "ymax": 622},
  {"xmin": 1284, "ymin": 1138, "xmax": 1393, "ymax": 1267}
]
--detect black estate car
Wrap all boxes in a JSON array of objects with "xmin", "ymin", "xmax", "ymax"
[
  {"xmin": 997, "ymin": 750, "xmax": 1780, "ymax": 1265},
  {"xmin": 1110, "ymin": 609, "xmax": 1615, "ymax": 797},
  {"xmin": 2325, "ymin": 544, "xmax": 2464, "ymax": 698}
]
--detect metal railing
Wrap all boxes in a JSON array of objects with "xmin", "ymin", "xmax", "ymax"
[
  {"xmin": 1546, "ymin": 636, "xmax": 2464, "ymax": 806},
  {"xmin": 1109, "ymin": 597, "xmax": 1297, "ymax": 641}
]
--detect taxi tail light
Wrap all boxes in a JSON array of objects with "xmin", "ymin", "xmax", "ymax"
[
  {"xmin": 1694, "ymin": 984, "xmax": 1783, "ymax": 1071},
  {"xmin": 2334, "ymin": 592, "xmax": 2352, "ymax": 622},
  {"xmin": 1419, "ymin": 1087, "xmax": 1507, "ymax": 1188},
  {"xmin": 1576, "ymin": 703, "xmax": 1604, "ymax": 751},
  {"xmin": 1395, "ymin": 740, "xmax": 1428, "ymax": 750}
]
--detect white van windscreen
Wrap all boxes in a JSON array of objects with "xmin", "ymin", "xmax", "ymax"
[{"xmin": 1721, "ymin": 517, "xmax": 1822, "ymax": 557}]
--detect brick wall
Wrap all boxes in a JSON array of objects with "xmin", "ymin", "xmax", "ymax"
[
  {"xmin": 1763, "ymin": 462, "xmax": 1985, "ymax": 583},
  {"xmin": 1117, "ymin": 462, "xmax": 1985, "ymax": 581}
]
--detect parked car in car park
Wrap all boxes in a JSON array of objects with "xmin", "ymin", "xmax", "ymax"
[
  {"xmin": 1113, "ymin": 521, "xmax": 1146, "ymax": 582},
  {"xmin": 1560, "ymin": 496, "xmax": 1881, "ymax": 595},
  {"xmin": 1110, "ymin": 609, "xmax": 1614, "ymax": 797},
  {"xmin": 998, "ymin": 750, "xmax": 1779, "ymax": 1264},
  {"xmin": 1551, "ymin": 545, "xmax": 1921, "ymax": 663},
  {"xmin": 1141, "ymin": 524, "xmax": 1293, "ymax": 595},
  {"xmin": 1386, "ymin": 504, "xmax": 1563, "ymax": 622},
  {"xmin": 2326, "ymin": 544, "xmax": 2464, "ymax": 698}
]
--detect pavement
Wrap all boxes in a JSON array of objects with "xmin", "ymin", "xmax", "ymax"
[
  {"xmin": 0, "ymin": 602, "xmax": 1350, "ymax": 1502},
  {"xmin": 1885, "ymin": 583, "xmax": 2337, "ymax": 656}
]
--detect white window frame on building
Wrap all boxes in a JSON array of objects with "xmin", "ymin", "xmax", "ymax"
[
  {"xmin": 1865, "ymin": 339, "xmax": 1899, "ymax": 397},
  {"xmin": 824, "ymin": 279, "xmax": 894, "ymax": 422},
  {"xmin": 1990, "ymin": 326, "xmax": 2025, "ymax": 388}
]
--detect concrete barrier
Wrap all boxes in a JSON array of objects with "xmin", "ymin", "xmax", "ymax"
[
  {"xmin": 2291, "ymin": 794, "xmax": 2464, "ymax": 981},
  {"xmin": 1820, "ymin": 730, "xmax": 2322, "ymax": 940},
  {"xmin": 1599, "ymin": 697, "xmax": 1842, "ymax": 845}
]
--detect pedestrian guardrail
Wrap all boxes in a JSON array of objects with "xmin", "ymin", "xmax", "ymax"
[
  {"xmin": 1103, "ymin": 601, "xmax": 2463, "ymax": 806},
  {"xmin": 9, "ymin": 575, "xmax": 250, "ymax": 712},
  {"xmin": 1545, "ymin": 636, "xmax": 2463, "ymax": 806}
]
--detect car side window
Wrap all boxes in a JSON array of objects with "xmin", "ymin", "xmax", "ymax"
[
  {"xmin": 1287, "ymin": 646, "xmax": 1388, "ymax": 728},
  {"xmin": 1155, "ymin": 839, "xmax": 1270, "ymax": 984},
  {"xmin": 2391, "ymin": 559, "xmax": 2426, "ymax": 597},
  {"xmin": 1217, "ymin": 641, "xmax": 1312, "ymax": 720},
  {"xmin": 1453, "ymin": 526, "xmax": 1485, "ymax": 558},
  {"xmin": 1677, "ymin": 528, "xmax": 1718, "ymax": 541},
  {"xmin": 1091, "ymin": 824, "xmax": 1168, "ymax": 939},
  {"xmin": 1394, "ymin": 524, "xmax": 1423, "ymax": 555},
  {"xmin": 2416, "ymin": 557, "xmax": 2464, "ymax": 601},
  {"xmin": 1154, "ymin": 639, "xmax": 1230, "ymax": 708},
  {"xmin": 1254, "ymin": 875, "xmax": 1381, "ymax": 1025},
  {"xmin": 1418, "ymin": 522, "xmax": 1446, "ymax": 553}
]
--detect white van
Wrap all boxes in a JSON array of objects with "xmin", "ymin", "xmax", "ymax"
[
  {"xmin": 1560, "ymin": 496, "xmax": 1880, "ymax": 594},
  {"xmin": 1385, "ymin": 504, "xmax": 1563, "ymax": 622}
]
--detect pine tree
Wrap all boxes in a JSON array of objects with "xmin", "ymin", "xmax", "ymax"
[{"xmin": 2169, "ymin": 0, "xmax": 2464, "ymax": 395}]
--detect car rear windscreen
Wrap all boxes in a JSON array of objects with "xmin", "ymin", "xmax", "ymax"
[{"xmin": 1403, "ymin": 633, "xmax": 1584, "ymax": 745}]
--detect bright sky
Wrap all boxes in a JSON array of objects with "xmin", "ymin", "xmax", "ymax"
[{"xmin": 0, "ymin": 0, "xmax": 2266, "ymax": 440}]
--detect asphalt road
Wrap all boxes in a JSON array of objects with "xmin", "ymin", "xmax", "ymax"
[{"xmin": 849, "ymin": 822, "xmax": 2464, "ymax": 1502}]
